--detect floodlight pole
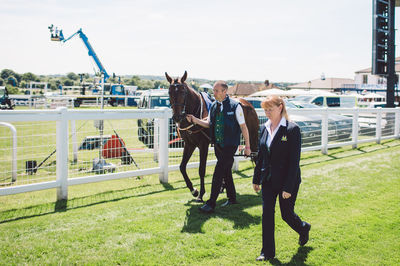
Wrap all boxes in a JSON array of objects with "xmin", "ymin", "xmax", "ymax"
[{"xmin": 386, "ymin": 0, "xmax": 396, "ymax": 107}]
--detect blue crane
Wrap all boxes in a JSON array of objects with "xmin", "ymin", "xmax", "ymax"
[{"xmin": 48, "ymin": 24, "xmax": 110, "ymax": 81}]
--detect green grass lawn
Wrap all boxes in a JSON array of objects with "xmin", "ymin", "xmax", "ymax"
[{"xmin": 0, "ymin": 140, "xmax": 400, "ymax": 265}]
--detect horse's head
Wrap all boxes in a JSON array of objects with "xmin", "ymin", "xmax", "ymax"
[{"xmin": 165, "ymin": 71, "xmax": 188, "ymax": 124}]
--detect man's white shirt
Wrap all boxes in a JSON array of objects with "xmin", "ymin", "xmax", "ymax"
[{"xmin": 207, "ymin": 99, "xmax": 246, "ymax": 125}]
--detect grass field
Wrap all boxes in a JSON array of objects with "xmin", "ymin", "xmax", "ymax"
[{"xmin": 0, "ymin": 139, "xmax": 400, "ymax": 265}]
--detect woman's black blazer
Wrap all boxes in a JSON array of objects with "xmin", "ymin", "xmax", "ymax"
[{"xmin": 253, "ymin": 120, "xmax": 302, "ymax": 193}]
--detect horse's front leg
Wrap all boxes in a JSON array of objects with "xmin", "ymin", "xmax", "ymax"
[
  {"xmin": 180, "ymin": 143, "xmax": 197, "ymax": 197},
  {"xmin": 198, "ymin": 141, "xmax": 209, "ymax": 202}
]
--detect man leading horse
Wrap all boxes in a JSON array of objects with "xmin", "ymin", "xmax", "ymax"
[{"xmin": 187, "ymin": 80, "xmax": 251, "ymax": 213}]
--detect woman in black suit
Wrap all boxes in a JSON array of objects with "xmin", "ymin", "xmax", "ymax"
[{"xmin": 253, "ymin": 96, "xmax": 310, "ymax": 261}]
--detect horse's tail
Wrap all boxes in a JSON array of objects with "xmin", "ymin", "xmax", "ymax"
[{"xmin": 239, "ymin": 98, "xmax": 259, "ymax": 159}]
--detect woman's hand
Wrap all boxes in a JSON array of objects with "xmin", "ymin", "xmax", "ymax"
[
  {"xmin": 282, "ymin": 191, "xmax": 291, "ymax": 199},
  {"xmin": 253, "ymin": 184, "xmax": 261, "ymax": 193}
]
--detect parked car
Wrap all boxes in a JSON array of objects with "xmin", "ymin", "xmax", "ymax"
[
  {"xmin": 244, "ymin": 97, "xmax": 298, "ymax": 109},
  {"xmin": 293, "ymin": 102, "xmax": 353, "ymax": 143},
  {"xmin": 137, "ymin": 90, "xmax": 183, "ymax": 148},
  {"xmin": 289, "ymin": 95, "xmax": 358, "ymax": 108},
  {"xmin": 244, "ymin": 97, "xmax": 353, "ymax": 145}
]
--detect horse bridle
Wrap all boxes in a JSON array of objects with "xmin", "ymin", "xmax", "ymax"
[
  {"xmin": 170, "ymin": 83, "xmax": 188, "ymax": 123},
  {"xmin": 170, "ymin": 82, "xmax": 205, "ymax": 135}
]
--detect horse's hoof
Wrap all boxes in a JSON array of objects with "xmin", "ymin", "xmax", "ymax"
[
  {"xmin": 191, "ymin": 188, "xmax": 199, "ymax": 197},
  {"xmin": 195, "ymin": 197, "xmax": 204, "ymax": 203}
]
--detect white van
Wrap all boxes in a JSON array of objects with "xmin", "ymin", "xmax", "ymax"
[{"xmin": 290, "ymin": 95, "xmax": 357, "ymax": 108}]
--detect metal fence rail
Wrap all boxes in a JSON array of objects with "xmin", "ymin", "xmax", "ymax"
[{"xmin": 1, "ymin": 107, "xmax": 399, "ymax": 200}]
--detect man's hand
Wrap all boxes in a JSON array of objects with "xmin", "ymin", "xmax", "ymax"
[
  {"xmin": 244, "ymin": 147, "xmax": 251, "ymax": 156},
  {"xmin": 282, "ymin": 191, "xmax": 291, "ymax": 199},
  {"xmin": 186, "ymin": 114, "xmax": 193, "ymax": 123},
  {"xmin": 253, "ymin": 184, "xmax": 261, "ymax": 193}
]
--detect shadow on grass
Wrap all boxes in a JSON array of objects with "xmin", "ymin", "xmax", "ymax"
[
  {"xmin": 269, "ymin": 246, "xmax": 313, "ymax": 265},
  {"xmin": 0, "ymin": 171, "xmax": 230, "ymax": 224},
  {"xmin": 300, "ymin": 139, "xmax": 400, "ymax": 167},
  {"xmin": 181, "ymin": 193, "xmax": 262, "ymax": 233},
  {"xmin": 0, "ymin": 182, "xmax": 187, "ymax": 224},
  {"xmin": 234, "ymin": 170, "xmax": 252, "ymax": 179}
]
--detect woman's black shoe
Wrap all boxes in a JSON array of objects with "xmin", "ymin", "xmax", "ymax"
[{"xmin": 256, "ymin": 254, "xmax": 274, "ymax": 261}]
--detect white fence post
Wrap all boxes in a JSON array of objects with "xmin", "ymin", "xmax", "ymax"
[
  {"xmin": 352, "ymin": 108, "xmax": 359, "ymax": 149},
  {"xmin": 158, "ymin": 108, "xmax": 169, "ymax": 183},
  {"xmin": 56, "ymin": 107, "xmax": 69, "ymax": 200},
  {"xmin": 395, "ymin": 107, "xmax": 400, "ymax": 138},
  {"xmin": 232, "ymin": 156, "xmax": 239, "ymax": 171},
  {"xmin": 321, "ymin": 108, "xmax": 328, "ymax": 154},
  {"xmin": 70, "ymin": 120, "xmax": 78, "ymax": 163},
  {"xmin": 153, "ymin": 118, "xmax": 159, "ymax": 161},
  {"xmin": 376, "ymin": 108, "xmax": 382, "ymax": 144},
  {"xmin": 0, "ymin": 122, "xmax": 17, "ymax": 182}
]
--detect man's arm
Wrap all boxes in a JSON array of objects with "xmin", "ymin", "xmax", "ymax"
[
  {"xmin": 235, "ymin": 104, "xmax": 251, "ymax": 156},
  {"xmin": 186, "ymin": 115, "xmax": 210, "ymax": 128},
  {"xmin": 240, "ymin": 123, "xmax": 251, "ymax": 156}
]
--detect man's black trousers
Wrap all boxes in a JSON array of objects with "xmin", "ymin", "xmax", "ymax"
[{"xmin": 206, "ymin": 144, "xmax": 238, "ymax": 208}]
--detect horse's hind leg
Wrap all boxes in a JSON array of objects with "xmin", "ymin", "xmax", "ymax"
[
  {"xmin": 198, "ymin": 142, "xmax": 209, "ymax": 202},
  {"xmin": 180, "ymin": 144, "xmax": 197, "ymax": 197}
]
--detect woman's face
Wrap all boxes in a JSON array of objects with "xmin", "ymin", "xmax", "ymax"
[{"xmin": 264, "ymin": 103, "xmax": 282, "ymax": 121}]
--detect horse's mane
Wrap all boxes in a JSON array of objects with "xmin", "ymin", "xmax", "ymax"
[{"xmin": 182, "ymin": 82, "xmax": 207, "ymax": 118}]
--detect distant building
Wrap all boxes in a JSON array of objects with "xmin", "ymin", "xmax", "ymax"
[
  {"xmin": 336, "ymin": 57, "xmax": 400, "ymax": 94},
  {"xmin": 354, "ymin": 56, "xmax": 400, "ymax": 87},
  {"xmin": 288, "ymin": 77, "xmax": 354, "ymax": 92},
  {"xmin": 228, "ymin": 80, "xmax": 278, "ymax": 97}
]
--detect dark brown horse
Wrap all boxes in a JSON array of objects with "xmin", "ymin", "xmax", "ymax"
[{"xmin": 165, "ymin": 71, "xmax": 259, "ymax": 202}]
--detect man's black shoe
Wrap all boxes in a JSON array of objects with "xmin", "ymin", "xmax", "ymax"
[
  {"xmin": 256, "ymin": 254, "xmax": 273, "ymax": 261},
  {"xmin": 221, "ymin": 200, "xmax": 238, "ymax": 207},
  {"xmin": 199, "ymin": 203, "xmax": 214, "ymax": 213},
  {"xmin": 299, "ymin": 222, "xmax": 311, "ymax": 246}
]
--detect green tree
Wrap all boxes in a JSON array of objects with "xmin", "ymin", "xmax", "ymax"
[
  {"xmin": 138, "ymin": 79, "xmax": 154, "ymax": 90},
  {"xmin": 22, "ymin": 72, "xmax": 38, "ymax": 82},
  {"xmin": 153, "ymin": 80, "xmax": 169, "ymax": 90},
  {"xmin": 63, "ymin": 79, "xmax": 74, "ymax": 86},
  {"xmin": 1, "ymin": 69, "xmax": 16, "ymax": 80},
  {"xmin": 5, "ymin": 85, "xmax": 19, "ymax": 94},
  {"xmin": 127, "ymin": 75, "xmax": 141, "ymax": 86},
  {"xmin": 1, "ymin": 69, "xmax": 22, "ymax": 83},
  {"xmin": 66, "ymin": 72, "xmax": 79, "ymax": 81},
  {"xmin": 20, "ymin": 81, "xmax": 27, "ymax": 88}
]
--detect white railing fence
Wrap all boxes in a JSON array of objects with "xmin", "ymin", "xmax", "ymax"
[{"xmin": 1, "ymin": 107, "xmax": 399, "ymax": 200}]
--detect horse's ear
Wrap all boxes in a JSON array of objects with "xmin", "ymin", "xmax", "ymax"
[
  {"xmin": 181, "ymin": 71, "xmax": 187, "ymax": 83},
  {"xmin": 165, "ymin": 72, "xmax": 172, "ymax": 84}
]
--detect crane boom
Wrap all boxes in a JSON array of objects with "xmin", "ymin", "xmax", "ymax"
[{"xmin": 48, "ymin": 25, "xmax": 110, "ymax": 81}]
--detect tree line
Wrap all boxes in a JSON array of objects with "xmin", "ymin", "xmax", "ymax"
[
  {"xmin": 0, "ymin": 69, "xmax": 200, "ymax": 94},
  {"xmin": 1, "ymin": 68, "xmax": 293, "ymax": 95}
]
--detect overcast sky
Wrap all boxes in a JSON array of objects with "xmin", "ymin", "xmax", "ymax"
[{"xmin": 1, "ymin": 0, "xmax": 399, "ymax": 83}]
